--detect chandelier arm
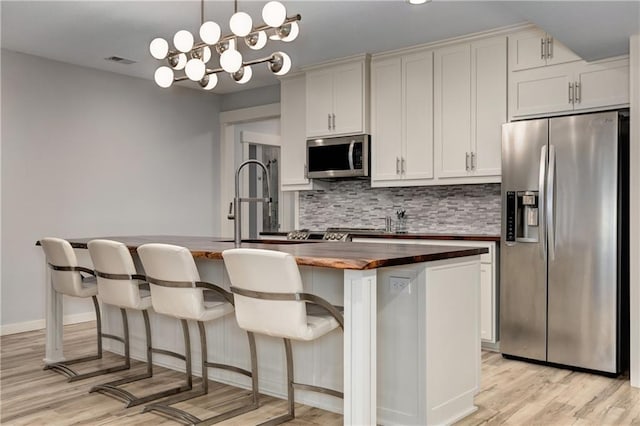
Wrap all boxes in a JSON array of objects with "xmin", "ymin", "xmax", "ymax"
[
  {"xmin": 164, "ymin": 13, "xmax": 302, "ymax": 57},
  {"xmin": 201, "ymin": 0, "xmax": 204, "ymax": 26},
  {"xmin": 252, "ymin": 14, "xmax": 301, "ymax": 33}
]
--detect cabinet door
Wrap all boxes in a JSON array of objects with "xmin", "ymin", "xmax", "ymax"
[
  {"xmin": 371, "ymin": 58, "xmax": 403, "ymax": 183},
  {"xmin": 545, "ymin": 36, "xmax": 581, "ymax": 67},
  {"xmin": 434, "ymin": 43, "xmax": 472, "ymax": 178},
  {"xmin": 281, "ymin": 74, "xmax": 310, "ymax": 190},
  {"xmin": 333, "ymin": 62, "xmax": 365, "ymax": 135},
  {"xmin": 574, "ymin": 58, "xmax": 629, "ymax": 110},
  {"xmin": 472, "ymin": 36, "xmax": 506, "ymax": 177},
  {"xmin": 403, "ymin": 51, "xmax": 434, "ymax": 181},
  {"xmin": 480, "ymin": 263, "xmax": 493, "ymax": 341},
  {"xmin": 305, "ymin": 69, "xmax": 334, "ymax": 137},
  {"xmin": 509, "ymin": 29, "xmax": 547, "ymax": 71},
  {"xmin": 509, "ymin": 63, "xmax": 575, "ymax": 118}
]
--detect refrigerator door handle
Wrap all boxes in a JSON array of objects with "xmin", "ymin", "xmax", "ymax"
[
  {"xmin": 539, "ymin": 145, "xmax": 547, "ymax": 260},
  {"xmin": 547, "ymin": 144, "xmax": 556, "ymax": 260}
]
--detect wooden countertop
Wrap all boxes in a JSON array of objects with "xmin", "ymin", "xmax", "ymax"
[
  {"xmin": 41, "ymin": 235, "xmax": 488, "ymax": 270},
  {"xmin": 261, "ymin": 231, "xmax": 500, "ymax": 242}
]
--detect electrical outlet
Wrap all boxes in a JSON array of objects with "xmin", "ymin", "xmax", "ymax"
[{"xmin": 389, "ymin": 276, "xmax": 411, "ymax": 294}]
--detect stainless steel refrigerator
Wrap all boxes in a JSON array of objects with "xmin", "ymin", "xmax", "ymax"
[{"xmin": 500, "ymin": 110, "xmax": 629, "ymax": 375}]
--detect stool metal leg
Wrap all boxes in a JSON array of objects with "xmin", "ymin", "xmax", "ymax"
[
  {"xmin": 90, "ymin": 311, "xmax": 193, "ymax": 408},
  {"xmin": 44, "ymin": 299, "xmax": 131, "ymax": 382},
  {"xmin": 144, "ymin": 321, "xmax": 260, "ymax": 425},
  {"xmin": 257, "ymin": 338, "xmax": 295, "ymax": 426}
]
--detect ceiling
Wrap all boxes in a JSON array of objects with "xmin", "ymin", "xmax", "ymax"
[{"xmin": 1, "ymin": 1, "xmax": 638, "ymax": 95}]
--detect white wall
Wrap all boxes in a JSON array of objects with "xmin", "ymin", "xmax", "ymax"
[
  {"xmin": 220, "ymin": 84, "xmax": 280, "ymax": 112},
  {"xmin": 630, "ymin": 33, "xmax": 640, "ymax": 388},
  {"xmin": 1, "ymin": 50, "xmax": 221, "ymax": 331}
]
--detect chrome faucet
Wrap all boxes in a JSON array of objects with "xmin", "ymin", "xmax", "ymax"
[{"xmin": 228, "ymin": 160, "xmax": 272, "ymax": 247}]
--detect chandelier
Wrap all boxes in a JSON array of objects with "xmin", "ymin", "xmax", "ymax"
[{"xmin": 149, "ymin": 0, "xmax": 301, "ymax": 90}]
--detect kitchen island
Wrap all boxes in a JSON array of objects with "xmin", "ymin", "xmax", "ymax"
[{"xmin": 42, "ymin": 236, "xmax": 487, "ymax": 425}]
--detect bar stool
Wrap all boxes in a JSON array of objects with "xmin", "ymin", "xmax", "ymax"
[
  {"xmin": 87, "ymin": 239, "xmax": 193, "ymax": 407},
  {"xmin": 137, "ymin": 243, "xmax": 259, "ymax": 425},
  {"xmin": 222, "ymin": 248, "xmax": 344, "ymax": 425},
  {"xmin": 39, "ymin": 237, "xmax": 130, "ymax": 381}
]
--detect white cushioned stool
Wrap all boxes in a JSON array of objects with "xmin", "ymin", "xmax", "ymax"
[
  {"xmin": 222, "ymin": 248, "xmax": 344, "ymax": 426},
  {"xmin": 137, "ymin": 243, "xmax": 259, "ymax": 425},
  {"xmin": 87, "ymin": 239, "xmax": 193, "ymax": 407},
  {"xmin": 39, "ymin": 237, "xmax": 130, "ymax": 381}
]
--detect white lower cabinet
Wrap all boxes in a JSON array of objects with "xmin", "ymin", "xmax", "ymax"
[{"xmin": 353, "ymin": 237, "xmax": 499, "ymax": 347}]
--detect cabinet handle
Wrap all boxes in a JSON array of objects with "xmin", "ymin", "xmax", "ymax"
[
  {"xmin": 574, "ymin": 82, "xmax": 581, "ymax": 103},
  {"xmin": 401, "ymin": 157, "xmax": 406, "ymax": 174},
  {"xmin": 547, "ymin": 37, "xmax": 553, "ymax": 59},
  {"xmin": 465, "ymin": 152, "xmax": 470, "ymax": 171},
  {"xmin": 396, "ymin": 157, "xmax": 400, "ymax": 174},
  {"xmin": 332, "ymin": 113, "xmax": 336, "ymax": 130},
  {"xmin": 540, "ymin": 38, "xmax": 545, "ymax": 59},
  {"xmin": 327, "ymin": 114, "xmax": 331, "ymax": 130},
  {"xmin": 568, "ymin": 82, "xmax": 574, "ymax": 104},
  {"xmin": 471, "ymin": 152, "xmax": 476, "ymax": 170}
]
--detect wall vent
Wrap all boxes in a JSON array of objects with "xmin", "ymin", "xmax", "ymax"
[{"xmin": 105, "ymin": 56, "xmax": 136, "ymax": 65}]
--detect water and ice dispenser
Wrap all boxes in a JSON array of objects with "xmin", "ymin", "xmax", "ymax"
[{"xmin": 505, "ymin": 190, "xmax": 539, "ymax": 243}]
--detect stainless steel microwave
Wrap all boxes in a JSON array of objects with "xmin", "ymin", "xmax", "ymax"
[{"xmin": 306, "ymin": 134, "xmax": 370, "ymax": 178}]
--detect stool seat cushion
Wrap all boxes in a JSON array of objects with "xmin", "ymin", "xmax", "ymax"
[
  {"xmin": 76, "ymin": 276, "xmax": 98, "ymax": 298},
  {"xmin": 302, "ymin": 314, "xmax": 341, "ymax": 341}
]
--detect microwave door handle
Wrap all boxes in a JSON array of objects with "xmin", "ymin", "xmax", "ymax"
[{"xmin": 348, "ymin": 140, "xmax": 355, "ymax": 171}]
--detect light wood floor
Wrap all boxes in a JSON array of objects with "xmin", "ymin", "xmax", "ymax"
[{"xmin": 1, "ymin": 322, "xmax": 639, "ymax": 425}]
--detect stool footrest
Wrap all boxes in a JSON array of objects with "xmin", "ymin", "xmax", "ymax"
[
  {"xmin": 293, "ymin": 382, "xmax": 343, "ymax": 399},
  {"xmin": 204, "ymin": 362, "xmax": 252, "ymax": 378},
  {"xmin": 257, "ymin": 413, "xmax": 295, "ymax": 426},
  {"xmin": 101, "ymin": 333, "xmax": 125, "ymax": 344},
  {"xmin": 144, "ymin": 403, "xmax": 203, "ymax": 425},
  {"xmin": 151, "ymin": 348, "xmax": 186, "ymax": 361}
]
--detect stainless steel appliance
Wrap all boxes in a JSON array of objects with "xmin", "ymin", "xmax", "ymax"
[
  {"xmin": 306, "ymin": 134, "xmax": 370, "ymax": 178},
  {"xmin": 501, "ymin": 110, "xmax": 629, "ymax": 375},
  {"xmin": 285, "ymin": 227, "xmax": 382, "ymax": 242}
]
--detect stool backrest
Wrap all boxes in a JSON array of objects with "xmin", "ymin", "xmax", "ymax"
[
  {"xmin": 88, "ymin": 239, "xmax": 143, "ymax": 309},
  {"xmin": 137, "ymin": 243, "xmax": 205, "ymax": 319},
  {"xmin": 40, "ymin": 237, "xmax": 84, "ymax": 296},
  {"xmin": 222, "ymin": 248, "xmax": 308, "ymax": 339}
]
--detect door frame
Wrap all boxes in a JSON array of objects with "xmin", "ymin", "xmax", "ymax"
[{"xmin": 218, "ymin": 103, "xmax": 280, "ymax": 237}]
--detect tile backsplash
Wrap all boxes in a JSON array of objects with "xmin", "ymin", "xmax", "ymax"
[{"xmin": 298, "ymin": 181, "xmax": 501, "ymax": 235}]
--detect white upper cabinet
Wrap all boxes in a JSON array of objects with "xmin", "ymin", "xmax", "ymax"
[
  {"xmin": 371, "ymin": 50, "xmax": 434, "ymax": 187},
  {"xmin": 434, "ymin": 35, "xmax": 507, "ymax": 183},
  {"xmin": 280, "ymin": 73, "xmax": 314, "ymax": 191},
  {"xmin": 509, "ymin": 56, "xmax": 630, "ymax": 119},
  {"xmin": 305, "ymin": 57, "xmax": 369, "ymax": 138},
  {"xmin": 509, "ymin": 28, "xmax": 580, "ymax": 71}
]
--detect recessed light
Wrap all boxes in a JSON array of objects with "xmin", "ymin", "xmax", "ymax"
[{"xmin": 407, "ymin": 0, "xmax": 431, "ymax": 4}]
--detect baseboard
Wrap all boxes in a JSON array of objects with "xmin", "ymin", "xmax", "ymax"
[{"xmin": 0, "ymin": 312, "xmax": 96, "ymax": 336}]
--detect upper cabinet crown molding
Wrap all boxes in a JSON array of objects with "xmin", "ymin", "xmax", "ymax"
[{"xmin": 305, "ymin": 56, "xmax": 370, "ymax": 138}]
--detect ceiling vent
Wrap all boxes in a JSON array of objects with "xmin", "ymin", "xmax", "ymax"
[{"xmin": 105, "ymin": 56, "xmax": 136, "ymax": 65}]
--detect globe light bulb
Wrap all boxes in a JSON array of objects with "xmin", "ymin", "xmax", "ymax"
[
  {"xmin": 262, "ymin": 1, "xmax": 286, "ymax": 28},
  {"xmin": 230, "ymin": 12, "xmax": 253, "ymax": 37},
  {"xmin": 169, "ymin": 53, "xmax": 187, "ymax": 70},
  {"xmin": 174, "ymin": 30, "xmax": 194, "ymax": 53},
  {"xmin": 200, "ymin": 73, "xmax": 218, "ymax": 90},
  {"xmin": 233, "ymin": 66, "xmax": 253, "ymax": 84},
  {"xmin": 246, "ymin": 31, "xmax": 267, "ymax": 50},
  {"xmin": 201, "ymin": 46, "xmax": 212, "ymax": 63},
  {"xmin": 220, "ymin": 48, "xmax": 243, "ymax": 73},
  {"xmin": 269, "ymin": 51, "xmax": 291, "ymax": 76},
  {"xmin": 154, "ymin": 66, "xmax": 174, "ymax": 88},
  {"xmin": 282, "ymin": 22, "xmax": 299, "ymax": 42},
  {"xmin": 149, "ymin": 38, "xmax": 169, "ymax": 59},
  {"xmin": 185, "ymin": 58, "xmax": 206, "ymax": 81},
  {"xmin": 199, "ymin": 21, "xmax": 221, "ymax": 45}
]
